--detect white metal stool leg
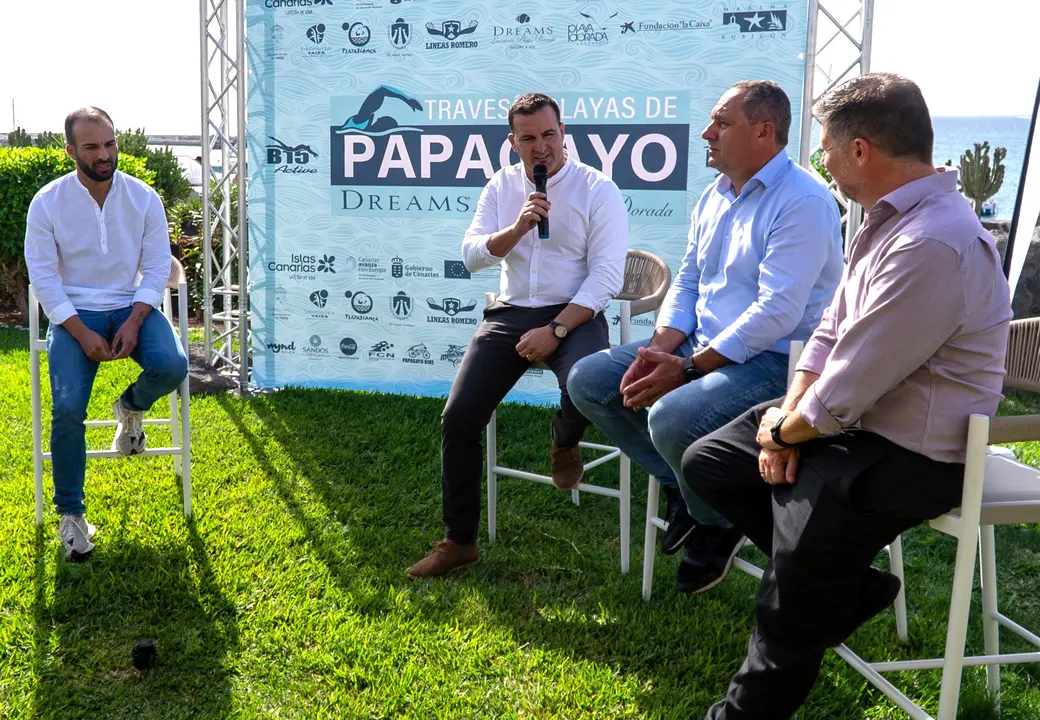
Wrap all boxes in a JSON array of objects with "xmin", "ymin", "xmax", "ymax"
[
  {"xmin": 30, "ymin": 286, "xmax": 45, "ymax": 526},
  {"xmin": 642, "ymin": 476, "xmax": 660, "ymax": 601},
  {"xmin": 979, "ymin": 524, "xmax": 1001, "ymax": 703},
  {"xmin": 887, "ymin": 537, "xmax": 909, "ymax": 642},
  {"xmin": 487, "ymin": 408, "xmax": 498, "ymax": 542},
  {"xmin": 620, "ymin": 453, "xmax": 630, "ymax": 574}
]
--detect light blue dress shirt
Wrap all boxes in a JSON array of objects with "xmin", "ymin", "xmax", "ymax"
[{"xmin": 656, "ymin": 150, "xmax": 843, "ymax": 362}]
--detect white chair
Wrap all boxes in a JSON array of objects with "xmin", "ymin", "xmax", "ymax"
[
  {"xmin": 486, "ymin": 249, "xmax": 672, "ymax": 574},
  {"xmin": 640, "ymin": 339, "xmax": 909, "ymax": 634},
  {"xmin": 30, "ymin": 256, "xmax": 193, "ymax": 524},
  {"xmin": 834, "ymin": 413, "xmax": 1040, "ymax": 720}
]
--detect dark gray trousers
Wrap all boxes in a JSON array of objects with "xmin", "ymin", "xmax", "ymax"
[
  {"xmin": 682, "ymin": 399, "xmax": 964, "ymax": 719},
  {"xmin": 442, "ymin": 301, "xmax": 610, "ymax": 545}
]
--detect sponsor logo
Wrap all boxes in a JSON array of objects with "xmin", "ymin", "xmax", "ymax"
[
  {"xmin": 426, "ymin": 297, "xmax": 478, "ymax": 325},
  {"xmin": 443, "ymin": 260, "xmax": 471, "ymax": 279},
  {"xmin": 403, "ymin": 342, "xmax": 434, "ymax": 365},
  {"xmin": 722, "ymin": 8, "xmax": 787, "ymax": 34},
  {"xmin": 339, "ymin": 254, "xmax": 386, "ymax": 280},
  {"xmin": 391, "ymin": 256, "xmax": 403, "ymax": 278},
  {"xmin": 267, "ymin": 341, "xmax": 296, "ymax": 354},
  {"xmin": 491, "ymin": 13, "xmax": 555, "ymax": 48},
  {"xmin": 266, "ymin": 24, "xmax": 287, "ymax": 60},
  {"xmin": 425, "ymin": 19, "xmax": 479, "ymax": 50},
  {"xmin": 368, "ymin": 340, "xmax": 395, "ymax": 360},
  {"xmin": 275, "ymin": 286, "xmax": 289, "ymax": 309},
  {"xmin": 339, "ymin": 337, "xmax": 359, "ymax": 358},
  {"xmin": 305, "ymin": 23, "xmax": 329, "ymax": 56},
  {"xmin": 568, "ymin": 10, "xmax": 618, "ymax": 45},
  {"xmin": 314, "ymin": 0, "xmax": 333, "ymax": 5},
  {"xmin": 387, "ymin": 17, "xmax": 418, "ymax": 54},
  {"xmin": 264, "ymin": 0, "xmax": 321, "ymax": 12},
  {"xmin": 309, "ymin": 289, "xmax": 329, "ymax": 308},
  {"xmin": 344, "ymin": 290, "xmax": 378, "ymax": 321},
  {"xmin": 305, "ymin": 334, "xmax": 330, "ymax": 355},
  {"xmin": 266, "ymin": 137, "xmax": 319, "ymax": 175},
  {"xmin": 341, "ymin": 21, "xmax": 376, "ymax": 54},
  {"xmin": 390, "ymin": 290, "xmax": 413, "ymax": 319},
  {"xmin": 267, "ymin": 253, "xmax": 334, "ymax": 280},
  {"xmin": 440, "ymin": 344, "xmax": 466, "ymax": 368},
  {"xmin": 622, "ymin": 18, "xmax": 712, "ymax": 33},
  {"xmin": 611, "ymin": 314, "xmax": 656, "ymax": 328}
]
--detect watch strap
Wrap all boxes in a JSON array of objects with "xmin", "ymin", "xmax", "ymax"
[{"xmin": 769, "ymin": 414, "xmax": 798, "ymax": 449}]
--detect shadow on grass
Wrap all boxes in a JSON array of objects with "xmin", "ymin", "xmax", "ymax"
[
  {"xmin": 214, "ymin": 388, "xmax": 934, "ymax": 719},
  {"xmin": 31, "ymin": 518, "xmax": 239, "ymax": 720}
]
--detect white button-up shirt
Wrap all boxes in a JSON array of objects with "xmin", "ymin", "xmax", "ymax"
[
  {"xmin": 461, "ymin": 158, "xmax": 628, "ymax": 313},
  {"xmin": 24, "ymin": 170, "xmax": 172, "ymax": 325}
]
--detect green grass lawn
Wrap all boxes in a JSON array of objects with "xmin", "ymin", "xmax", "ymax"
[{"xmin": 1, "ymin": 326, "xmax": 1038, "ymax": 719}]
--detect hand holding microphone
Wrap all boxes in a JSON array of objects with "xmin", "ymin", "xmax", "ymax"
[{"xmin": 511, "ymin": 164, "xmax": 551, "ymax": 239}]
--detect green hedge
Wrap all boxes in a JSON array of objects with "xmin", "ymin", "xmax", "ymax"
[{"xmin": 0, "ymin": 147, "xmax": 154, "ymax": 313}]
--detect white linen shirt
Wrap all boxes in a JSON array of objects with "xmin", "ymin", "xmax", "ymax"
[
  {"xmin": 24, "ymin": 170, "xmax": 172, "ymax": 325},
  {"xmin": 461, "ymin": 158, "xmax": 628, "ymax": 313}
]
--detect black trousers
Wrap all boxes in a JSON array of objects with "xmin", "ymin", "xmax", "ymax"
[
  {"xmin": 441, "ymin": 301, "xmax": 610, "ymax": 545},
  {"xmin": 682, "ymin": 399, "xmax": 964, "ymax": 720}
]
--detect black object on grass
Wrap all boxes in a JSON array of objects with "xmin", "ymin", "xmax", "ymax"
[{"xmin": 131, "ymin": 639, "xmax": 157, "ymax": 671}]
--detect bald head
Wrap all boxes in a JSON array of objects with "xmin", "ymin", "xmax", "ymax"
[{"xmin": 65, "ymin": 107, "xmax": 114, "ymax": 148}]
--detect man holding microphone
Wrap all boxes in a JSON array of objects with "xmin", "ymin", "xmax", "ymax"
[{"xmin": 408, "ymin": 92, "xmax": 628, "ymax": 579}]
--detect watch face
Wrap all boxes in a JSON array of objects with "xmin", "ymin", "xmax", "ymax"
[{"xmin": 553, "ymin": 325, "xmax": 567, "ymax": 339}]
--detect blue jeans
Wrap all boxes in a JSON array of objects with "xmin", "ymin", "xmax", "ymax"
[
  {"xmin": 46, "ymin": 306, "xmax": 188, "ymax": 516},
  {"xmin": 567, "ymin": 338, "xmax": 788, "ymax": 526}
]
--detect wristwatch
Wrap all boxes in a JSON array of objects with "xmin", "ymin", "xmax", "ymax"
[
  {"xmin": 548, "ymin": 320, "xmax": 568, "ymax": 340},
  {"xmin": 769, "ymin": 413, "xmax": 798, "ymax": 449},
  {"xmin": 682, "ymin": 355, "xmax": 704, "ymax": 383}
]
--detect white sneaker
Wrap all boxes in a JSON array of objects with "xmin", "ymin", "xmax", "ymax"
[
  {"xmin": 112, "ymin": 400, "xmax": 147, "ymax": 455},
  {"xmin": 58, "ymin": 514, "xmax": 96, "ymax": 561}
]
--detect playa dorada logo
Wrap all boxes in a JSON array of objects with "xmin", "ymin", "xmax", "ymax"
[
  {"xmin": 329, "ymin": 85, "xmax": 691, "ymax": 224},
  {"xmin": 440, "ymin": 344, "xmax": 466, "ymax": 368},
  {"xmin": 341, "ymin": 21, "xmax": 376, "ymax": 54},
  {"xmin": 266, "ymin": 137, "xmax": 319, "ymax": 174},
  {"xmin": 492, "ymin": 14, "xmax": 555, "ymax": 48},
  {"xmin": 722, "ymin": 8, "xmax": 787, "ymax": 33},
  {"xmin": 403, "ymin": 342, "xmax": 434, "ymax": 365},
  {"xmin": 425, "ymin": 19, "xmax": 479, "ymax": 50},
  {"xmin": 426, "ymin": 297, "xmax": 478, "ymax": 325},
  {"xmin": 568, "ymin": 10, "xmax": 618, "ymax": 45}
]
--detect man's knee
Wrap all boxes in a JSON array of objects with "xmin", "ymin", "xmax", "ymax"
[
  {"xmin": 50, "ymin": 377, "xmax": 90, "ymax": 426},
  {"xmin": 441, "ymin": 394, "xmax": 487, "ymax": 438},
  {"xmin": 565, "ymin": 349, "xmax": 615, "ymax": 408},
  {"xmin": 680, "ymin": 433, "xmax": 727, "ymax": 500},
  {"xmin": 646, "ymin": 392, "xmax": 692, "ymax": 462},
  {"xmin": 153, "ymin": 353, "xmax": 189, "ymax": 388}
]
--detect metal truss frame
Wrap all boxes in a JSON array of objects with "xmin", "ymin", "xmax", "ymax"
[
  {"xmin": 199, "ymin": 0, "xmax": 248, "ymax": 388},
  {"xmin": 799, "ymin": 0, "xmax": 875, "ymax": 248}
]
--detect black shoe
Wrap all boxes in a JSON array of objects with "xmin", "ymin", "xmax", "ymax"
[
  {"xmin": 660, "ymin": 486, "xmax": 696, "ymax": 555},
  {"xmin": 825, "ymin": 568, "xmax": 902, "ymax": 648},
  {"xmin": 676, "ymin": 524, "xmax": 746, "ymax": 594}
]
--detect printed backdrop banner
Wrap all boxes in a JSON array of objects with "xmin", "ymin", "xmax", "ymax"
[{"xmin": 246, "ymin": 0, "xmax": 811, "ymax": 405}]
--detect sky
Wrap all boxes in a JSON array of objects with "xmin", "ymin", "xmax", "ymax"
[{"xmin": 0, "ymin": 0, "xmax": 1037, "ymax": 134}]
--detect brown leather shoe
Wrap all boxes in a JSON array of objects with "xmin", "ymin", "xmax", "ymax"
[
  {"xmin": 551, "ymin": 440, "xmax": 584, "ymax": 490},
  {"xmin": 407, "ymin": 539, "xmax": 479, "ymax": 579}
]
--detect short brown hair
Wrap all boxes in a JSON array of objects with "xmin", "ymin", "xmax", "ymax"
[
  {"xmin": 733, "ymin": 80, "xmax": 791, "ymax": 147},
  {"xmin": 508, "ymin": 93, "xmax": 561, "ymax": 131},
  {"xmin": 813, "ymin": 73, "xmax": 933, "ymax": 164},
  {"xmin": 65, "ymin": 106, "xmax": 115, "ymax": 147}
]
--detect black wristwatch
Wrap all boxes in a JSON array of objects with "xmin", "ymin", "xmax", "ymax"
[
  {"xmin": 682, "ymin": 355, "xmax": 704, "ymax": 383},
  {"xmin": 769, "ymin": 413, "xmax": 798, "ymax": 449},
  {"xmin": 548, "ymin": 320, "xmax": 568, "ymax": 340}
]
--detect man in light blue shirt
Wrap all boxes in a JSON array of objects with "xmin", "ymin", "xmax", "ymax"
[{"xmin": 568, "ymin": 81, "xmax": 842, "ymax": 594}]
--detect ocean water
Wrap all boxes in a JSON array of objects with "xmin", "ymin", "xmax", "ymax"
[
  {"xmin": 932, "ymin": 116, "xmax": 1032, "ymax": 221},
  {"xmin": 152, "ymin": 117, "xmax": 1035, "ymax": 220}
]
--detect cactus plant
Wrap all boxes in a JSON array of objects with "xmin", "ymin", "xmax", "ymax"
[{"xmin": 958, "ymin": 141, "xmax": 1006, "ymax": 216}]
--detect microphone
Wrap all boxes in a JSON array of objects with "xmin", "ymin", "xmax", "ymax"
[{"xmin": 533, "ymin": 164, "xmax": 549, "ymax": 239}]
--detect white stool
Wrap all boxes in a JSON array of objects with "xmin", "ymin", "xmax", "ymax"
[
  {"xmin": 30, "ymin": 256, "xmax": 193, "ymax": 524},
  {"xmin": 486, "ymin": 249, "xmax": 672, "ymax": 575}
]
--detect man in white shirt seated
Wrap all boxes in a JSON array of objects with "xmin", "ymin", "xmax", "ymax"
[
  {"xmin": 24, "ymin": 107, "xmax": 188, "ymax": 562},
  {"xmin": 408, "ymin": 93, "xmax": 628, "ymax": 579}
]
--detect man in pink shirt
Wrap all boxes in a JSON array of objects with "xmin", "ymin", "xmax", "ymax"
[{"xmin": 681, "ymin": 73, "xmax": 1012, "ymax": 719}]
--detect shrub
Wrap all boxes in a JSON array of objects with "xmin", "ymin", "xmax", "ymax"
[
  {"xmin": 0, "ymin": 147, "xmax": 154, "ymax": 316},
  {"xmin": 117, "ymin": 128, "xmax": 193, "ymax": 208}
]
